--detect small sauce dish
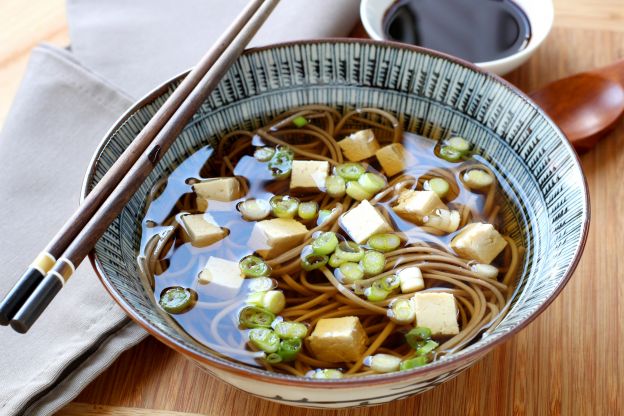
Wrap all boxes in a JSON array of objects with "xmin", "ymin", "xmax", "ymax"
[{"xmin": 360, "ymin": 0, "xmax": 554, "ymax": 75}]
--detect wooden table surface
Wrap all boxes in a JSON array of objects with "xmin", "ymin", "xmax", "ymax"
[{"xmin": 1, "ymin": 0, "xmax": 623, "ymax": 414}]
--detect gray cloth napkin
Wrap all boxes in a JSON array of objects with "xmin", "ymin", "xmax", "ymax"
[{"xmin": 0, "ymin": 1, "xmax": 359, "ymax": 415}]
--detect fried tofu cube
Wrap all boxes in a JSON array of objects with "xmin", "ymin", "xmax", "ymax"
[
  {"xmin": 193, "ymin": 177, "xmax": 241, "ymax": 202},
  {"xmin": 198, "ymin": 256, "xmax": 244, "ymax": 299},
  {"xmin": 338, "ymin": 129, "xmax": 380, "ymax": 162},
  {"xmin": 450, "ymin": 223, "xmax": 508, "ymax": 264},
  {"xmin": 307, "ymin": 316, "xmax": 368, "ymax": 363},
  {"xmin": 392, "ymin": 190, "xmax": 447, "ymax": 222},
  {"xmin": 248, "ymin": 218, "xmax": 307, "ymax": 259},
  {"xmin": 398, "ymin": 266, "xmax": 424, "ymax": 293},
  {"xmin": 340, "ymin": 200, "xmax": 393, "ymax": 244},
  {"xmin": 375, "ymin": 143, "xmax": 412, "ymax": 176},
  {"xmin": 412, "ymin": 292, "xmax": 459, "ymax": 337},
  {"xmin": 181, "ymin": 213, "xmax": 226, "ymax": 246},
  {"xmin": 290, "ymin": 160, "xmax": 329, "ymax": 192}
]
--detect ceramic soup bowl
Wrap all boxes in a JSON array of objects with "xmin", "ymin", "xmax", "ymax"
[{"xmin": 83, "ymin": 40, "xmax": 589, "ymax": 408}]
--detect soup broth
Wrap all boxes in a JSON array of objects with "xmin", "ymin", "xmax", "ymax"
[{"xmin": 138, "ymin": 106, "xmax": 524, "ymax": 378}]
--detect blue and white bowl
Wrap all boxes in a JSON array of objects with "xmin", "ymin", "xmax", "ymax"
[{"xmin": 82, "ymin": 40, "xmax": 589, "ymax": 408}]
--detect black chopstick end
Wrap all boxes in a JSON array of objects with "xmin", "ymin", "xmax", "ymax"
[
  {"xmin": 0, "ymin": 267, "xmax": 46, "ymax": 326},
  {"xmin": 9, "ymin": 273, "xmax": 63, "ymax": 333}
]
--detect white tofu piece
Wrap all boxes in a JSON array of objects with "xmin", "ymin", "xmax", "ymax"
[
  {"xmin": 412, "ymin": 292, "xmax": 459, "ymax": 337},
  {"xmin": 307, "ymin": 316, "xmax": 368, "ymax": 363},
  {"xmin": 450, "ymin": 223, "xmax": 508, "ymax": 264},
  {"xmin": 247, "ymin": 218, "xmax": 307, "ymax": 259},
  {"xmin": 398, "ymin": 266, "xmax": 425, "ymax": 293},
  {"xmin": 193, "ymin": 177, "xmax": 241, "ymax": 202},
  {"xmin": 471, "ymin": 263, "xmax": 500, "ymax": 279},
  {"xmin": 198, "ymin": 256, "xmax": 244, "ymax": 299},
  {"xmin": 290, "ymin": 160, "xmax": 329, "ymax": 192},
  {"xmin": 392, "ymin": 190, "xmax": 447, "ymax": 222},
  {"xmin": 340, "ymin": 200, "xmax": 393, "ymax": 244},
  {"xmin": 180, "ymin": 213, "xmax": 225, "ymax": 246},
  {"xmin": 375, "ymin": 143, "xmax": 412, "ymax": 176},
  {"xmin": 338, "ymin": 129, "xmax": 380, "ymax": 162},
  {"xmin": 423, "ymin": 209, "xmax": 460, "ymax": 233}
]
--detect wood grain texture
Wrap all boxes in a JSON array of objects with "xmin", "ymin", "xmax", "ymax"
[{"xmin": 0, "ymin": 0, "xmax": 621, "ymax": 415}]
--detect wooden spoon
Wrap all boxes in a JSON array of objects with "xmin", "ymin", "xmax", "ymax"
[{"xmin": 529, "ymin": 59, "xmax": 624, "ymax": 152}]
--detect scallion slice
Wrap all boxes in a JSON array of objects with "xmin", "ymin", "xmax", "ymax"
[
  {"xmin": 298, "ymin": 201, "xmax": 319, "ymax": 220},
  {"xmin": 239, "ymin": 306, "xmax": 276, "ymax": 329},
  {"xmin": 423, "ymin": 177, "xmax": 450, "ymax": 199},
  {"xmin": 438, "ymin": 145, "xmax": 463, "ymax": 162},
  {"xmin": 270, "ymin": 195, "xmax": 299, "ymax": 218},
  {"xmin": 357, "ymin": 172, "xmax": 386, "ymax": 194},
  {"xmin": 360, "ymin": 250, "xmax": 386, "ymax": 275},
  {"xmin": 346, "ymin": 181, "xmax": 373, "ymax": 201},
  {"xmin": 237, "ymin": 198, "xmax": 271, "ymax": 221},
  {"xmin": 447, "ymin": 136, "xmax": 470, "ymax": 152},
  {"xmin": 367, "ymin": 233, "xmax": 401, "ymax": 252},
  {"xmin": 405, "ymin": 326, "xmax": 432, "ymax": 349},
  {"xmin": 274, "ymin": 321, "xmax": 308, "ymax": 339},
  {"xmin": 336, "ymin": 162, "xmax": 366, "ymax": 181},
  {"xmin": 300, "ymin": 246, "xmax": 329, "ymax": 271},
  {"xmin": 328, "ymin": 253, "xmax": 345, "ymax": 268},
  {"xmin": 389, "ymin": 298, "xmax": 415, "ymax": 324},
  {"xmin": 276, "ymin": 338, "xmax": 303, "ymax": 362},
  {"xmin": 239, "ymin": 255, "xmax": 271, "ymax": 277},
  {"xmin": 292, "ymin": 116, "xmax": 309, "ymax": 128},
  {"xmin": 416, "ymin": 339, "xmax": 439, "ymax": 356},
  {"xmin": 248, "ymin": 328, "xmax": 280, "ymax": 353},
  {"xmin": 339, "ymin": 262, "xmax": 364, "ymax": 283},
  {"xmin": 312, "ymin": 231, "xmax": 339, "ymax": 255},
  {"xmin": 325, "ymin": 175, "xmax": 346, "ymax": 198},
  {"xmin": 335, "ymin": 241, "xmax": 365, "ymax": 262},
  {"xmin": 365, "ymin": 280, "xmax": 390, "ymax": 301},
  {"xmin": 254, "ymin": 146, "xmax": 275, "ymax": 162},
  {"xmin": 399, "ymin": 355, "xmax": 429, "ymax": 371},
  {"xmin": 380, "ymin": 274, "xmax": 400, "ymax": 291},
  {"xmin": 159, "ymin": 287, "xmax": 196, "ymax": 314},
  {"xmin": 268, "ymin": 148, "xmax": 294, "ymax": 179}
]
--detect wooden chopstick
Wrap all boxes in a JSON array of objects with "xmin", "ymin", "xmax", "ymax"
[{"xmin": 1, "ymin": 0, "xmax": 281, "ymax": 333}]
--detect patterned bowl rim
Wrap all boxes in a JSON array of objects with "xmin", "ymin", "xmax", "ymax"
[{"xmin": 82, "ymin": 38, "xmax": 590, "ymax": 388}]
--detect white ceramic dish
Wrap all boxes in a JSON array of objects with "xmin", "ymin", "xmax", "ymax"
[{"xmin": 360, "ymin": 0, "xmax": 554, "ymax": 75}]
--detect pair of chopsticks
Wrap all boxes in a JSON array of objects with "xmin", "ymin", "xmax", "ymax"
[{"xmin": 0, "ymin": 0, "xmax": 280, "ymax": 333}]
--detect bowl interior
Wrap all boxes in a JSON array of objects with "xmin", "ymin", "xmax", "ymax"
[{"xmin": 84, "ymin": 40, "xmax": 588, "ymax": 384}]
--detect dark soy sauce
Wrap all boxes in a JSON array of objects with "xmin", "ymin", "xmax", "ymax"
[{"xmin": 383, "ymin": 0, "xmax": 531, "ymax": 62}]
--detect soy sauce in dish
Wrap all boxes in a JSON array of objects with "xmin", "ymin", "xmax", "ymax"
[{"xmin": 383, "ymin": 0, "xmax": 531, "ymax": 63}]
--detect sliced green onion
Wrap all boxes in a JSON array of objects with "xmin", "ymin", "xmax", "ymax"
[
  {"xmin": 439, "ymin": 145, "xmax": 463, "ymax": 162},
  {"xmin": 268, "ymin": 148, "xmax": 294, "ymax": 179},
  {"xmin": 399, "ymin": 356, "xmax": 429, "ymax": 371},
  {"xmin": 471, "ymin": 263, "xmax": 499, "ymax": 279},
  {"xmin": 307, "ymin": 369, "xmax": 344, "ymax": 379},
  {"xmin": 447, "ymin": 136, "xmax": 471, "ymax": 152},
  {"xmin": 380, "ymin": 274, "xmax": 401, "ymax": 291},
  {"xmin": 328, "ymin": 253, "xmax": 345, "ymax": 268},
  {"xmin": 335, "ymin": 241, "xmax": 365, "ymax": 262},
  {"xmin": 254, "ymin": 146, "xmax": 275, "ymax": 162},
  {"xmin": 346, "ymin": 181, "xmax": 373, "ymax": 201},
  {"xmin": 159, "ymin": 287, "xmax": 196, "ymax": 314},
  {"xmin": 270, "ymin": 195, "xmax": 299, "ymax": 218},
  {"xmin": 248, "ymin": 276, "xmax": 276, "ymax": 292},
  {"xmin": 265, "ymin": 353, "xmax": 283, "ymax": 364},
  {"xmin": 238, "ymin": 199, "xmax": 271, "ymax": 221},
  {"xmin": 274, "ymin": 321, "xmax": 308, "ymax": 339},
  {"xmin": 336, "ymin": 163, "xmax": 366, "ymax": 181},
  {"xmin": 239, "ymin": 306, "xmax": 276, "ymax": 329},
  {"xmin": 367, "ymin": 233, "xmax": 401, "ymax": 252},
  {"xmin": 248, "ymin": 328, "xmax": 280, "ymax": 353},
  {"xmin": 247, "ymin": 290, "xmax": 286, "ymax": 314},
  {"xmin": 366, "ymin": 353, "xmax": 402, "ymax": 373},
  {"xmin": 312, "ymin": 231, "xmax": 339, "ymax": 255},
  {"xmin": 339, "ymin": 262, "xmax": 364, "ymax": 283},
  {"xmin": 416, "ymin": 339, "xmax": 439, "ymax": 356},
  {"xmin": 463, "ymin": 169, "xmax": 494, "ymax": 189},
  {"xmin": 389, "ymin": 298, "xmax": 415, "ymax": 324},
  {"xmin": 317, "ymin": 209, "xmax": 333, "ymax": 225},
  {"xmin": 360, "ymin": 250, "xmax": 386, "ymax": 275},
  {"xmin": 365, "ymin": 280, "xmax": 390, "ymax": 301},
  {"xmin": 276, "ymin": 338, "xmax": 303, "ymax": 362},
  {"xmin": 300, "ymin": 246, "xmax": 329, "ymax": 271},
  {"xmin": 239, "ymin": 255, "xmax": 271, "ymax": 277},
  {"xmin": 297, "ymin": 201, "xmax": 319, "ymax": 220},
  {"xmin": 423, "ymin": 178, "xmax": 450, "ymax": 199},
  {"xmin": 325, "ymin": 175, "xmax": 346, "ymax": 198},
  {"xmin": 292, "ymin": 116, "xmax": 309, "ymax": 128},
  {"xmin": 358, "ymin": 172, "xmax": 386, "ymax": 194},
  {"xmin": 405, "ymin": 327, "xmax": 432, "ymax": 349}
]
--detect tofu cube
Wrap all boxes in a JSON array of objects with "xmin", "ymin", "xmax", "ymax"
[
  {"xmin": 392, "ymin": 190, "xmax": 447, "ymax": 222},
  {"xmin": 375, "ymin": 143, "xmax": 412, "ymax": 176},
  {"xmin": 338, "ymin": 129, "xmax": 380, "ymax": 162},
  {"xmin": 247, "ymin": 218, "xmax": 307, "ymax": 259},
  {"xmin": 398, "ymin": 266, "xmax": 425, "ymax": 293},
  {"xmin": 290, "ymin": 160, "xmax": 329, "ymax": 192},
  {"xmin": 181, "ymin": 213, "xmax": 225, "ymax": 246},
  {"xmin": 193, "ymin": 177, "xmax": 241, "ymax": 202},
  {"xmin": 412, "ymin": 292, "xmax": 459, "ymax": 337},
  {"xmin": 450, "ymin": 223, "xmax": 508, "ymax": 264},
  {"xmin": 307, "ymin": 316, "xmax": 368, "ymax": 363},
  {"xmin": 340, "ymin": 200, "xmax": 393, "ymax": 244},
  {"xmin": 198, "ymin": 256, "xmax": 244, "ymax": 299}
]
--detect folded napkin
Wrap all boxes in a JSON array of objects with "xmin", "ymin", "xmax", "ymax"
[{"xmin": 0, "ymin": 1, "xmax": 359, "ymax": 415}]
